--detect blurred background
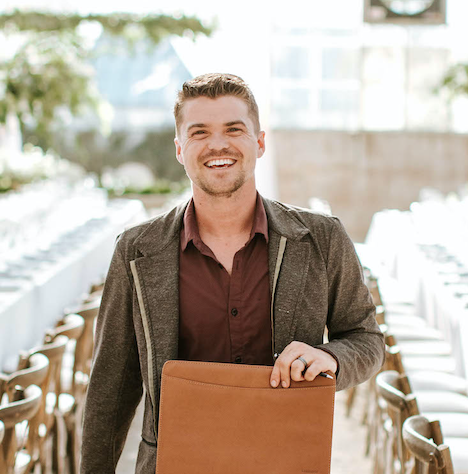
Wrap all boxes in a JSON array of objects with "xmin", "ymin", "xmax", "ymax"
[
  {"xmin": 1, "ymin": 0, "xmax": 467, "ymax": 240},
  {"xmin": 1, "ymin": 2, "xmax": 468, "ymax": 473}
]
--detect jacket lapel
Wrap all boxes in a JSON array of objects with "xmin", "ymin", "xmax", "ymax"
[
  {"xmin": 263, "ymin": 198, "xmax": 311, "ymax": 353},
  {"xmin": 132, "ymin": 201, "xmax": 188, "ymax": 374}
]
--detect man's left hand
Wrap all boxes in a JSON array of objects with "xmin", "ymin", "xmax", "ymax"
[{"xmin": 270, "ymin": 341, "xmax": 337, "ymax": 388}]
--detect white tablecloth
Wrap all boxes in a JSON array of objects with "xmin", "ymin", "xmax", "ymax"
[
  {"xmin": 364, "ymin": 207, "xmax": 468, "ymax": 380},
  {"xmin": 0, "ymin": 198, "xmax": 147, "ymax": 371},
  {"xmin": 413, "ymin": 249, "xmax": 468, "ymax": 379}
]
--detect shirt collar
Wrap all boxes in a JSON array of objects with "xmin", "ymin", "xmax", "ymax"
[{"xmin": 180, "ymin": 192, "xmax": 269, "ymax": 252}]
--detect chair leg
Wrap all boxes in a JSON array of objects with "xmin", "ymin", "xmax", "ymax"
[{"xmin": 52, "ymin": 412, "xmax": 67, "ymax": 474}]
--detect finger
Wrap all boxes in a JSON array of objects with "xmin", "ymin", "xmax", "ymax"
[
  {"xmin": 290, "ymin": 358, "xmax": 306, "ymax": 382},
  {"xmin": 271, "ymin": 346, "xmax": 298, "ymax": 388},
  {"xmin": 304, "ymin": 361, "xmax": 323, "ymax": 382},
  {"xmin": 270, "ymin": 362, "xmax": 281, "ymax": 388}
]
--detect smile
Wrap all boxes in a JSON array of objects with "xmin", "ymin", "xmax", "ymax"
[{"xmin": 204, "ymin": 158, "xmax": 236, "ymax": 169}]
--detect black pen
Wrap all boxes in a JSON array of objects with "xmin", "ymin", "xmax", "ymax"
[
  {"xmin": 318, "ymin": 372, "xmax": 333, "ymax": 379},
  {"xmin": 300, "ymin": 368, "xmax": 334, "ymax": 379}
]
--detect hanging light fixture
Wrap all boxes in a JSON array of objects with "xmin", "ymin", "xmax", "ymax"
[{"xmin": 364, "ymin": 0, "xmax": 446, "ymax": 24}]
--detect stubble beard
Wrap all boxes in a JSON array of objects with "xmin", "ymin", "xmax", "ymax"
[
  {"xmin": 190, "ymin": 149, "xmax": 247, "ymax": 199},
  {"xmin": 190, "ymin": 169, "xmax": 247, "ymax": 199}
]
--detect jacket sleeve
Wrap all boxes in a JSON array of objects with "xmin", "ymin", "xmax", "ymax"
[
  {"xmin": 81, "ymin": 237, "xmax": 143, "ymax": 474},
  {"xmin": 315, "ymin": 217, "xmax": 385, "ymax": 391}
]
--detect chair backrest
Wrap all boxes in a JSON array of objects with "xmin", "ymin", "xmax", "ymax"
[
  {"xmin": 385, "ymin": 343, "xmax": 403, "ymax": 369},
  {"xmin": 30, "ymin": 335, "xmax": 69, "ymax": 412},
  {"xmin": 376, "ymin": 370, "xmax": 421, "ymax": 472},
  {"xmin": 45, "ymin": 313, "xmax": 85, "ymax": 344},
  {"xmin": 375, "ymin": 305, "xmax": 386, "ymax": 326},
  {"xmin": 0, "ymin": 353, "xmax": 49, "ymax": 403},
  {"xmin": 73, "ymin": 300, "xmax": 100, "ymax": 382},
  {"xmin": 89, "ymin": 281, "xmax": 104, "ymax": 294},
  {"xmin": 83, "ymin": 291, "xmax": 102, "ymax": 305},
  {"xmin": 45, "ymin": 314, "xmax": 86, "ymax": 398},
  {"xmin": 0, "ymin": 385, "xmax": 42, "ymax": 474},
  {"xmin": 367, "ymin": 275, "xmax": 384, "ymax": 307},
  {"xmin": 403, "ymin": 415, "xmax": 454, "ymax": 474}
]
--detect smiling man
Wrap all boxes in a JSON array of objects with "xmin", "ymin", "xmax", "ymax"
[{"xmin": 81, "ymin": 73, "xmax": 385, "ymax": 474}]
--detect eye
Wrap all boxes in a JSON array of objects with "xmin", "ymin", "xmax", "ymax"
[
  {"xmin": 191, "ymin": 130, "xmax": 206, "ymax": 136},
  {"xmin": 227, "ymin": 127, "xmax": 242, "ymax": 133}
]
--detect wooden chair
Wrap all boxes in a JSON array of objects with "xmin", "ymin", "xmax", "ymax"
[
  {"xmin": 0, "ymin": 385, "xmax": 43, "ymax": 474},
  {"xmin": 376, "ymin": 371, "xmax": 468, "ymax": 474},
  {"xmin": 89, "ymin": 280, "xmax": 104, "ymax": 295},
  {"xmin": 0, "ymin": 353, "xmax": 49, "ymax": 403},
  {"xmin": 18, "ymin": 335, "xmax": 69, "ymax": 474},
  {"xmin": 403, "ymin": 415, "xmax": 455, "ymax": 474},
  {"xmin": 44, "ymin": 314, "xmax": 85, "ymax": 396},
  {"xmin": 45, "ymin": 313, "xmax": 85, "ymax": 474},
  {"xmin": 0, "ymin": 352, "xmax": 49, "ymax": 473},
  {"xmin": 64, "ymin": 300, "xmax": 100, "ymax": 394}
]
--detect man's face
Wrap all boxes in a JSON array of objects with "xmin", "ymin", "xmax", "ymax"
[{"xmin": 174, "ymin": 96, "xmax": 265, "ymax": 198}]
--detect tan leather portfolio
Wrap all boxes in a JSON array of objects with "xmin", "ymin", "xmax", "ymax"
[{"xmin": 156, "ymin": 360, "xmax": 336, "ymax": 474}]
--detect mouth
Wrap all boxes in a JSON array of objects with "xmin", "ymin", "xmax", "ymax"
[{"xmin": 204, "ymin": 158, "xmax": 236, "ymax": 169}]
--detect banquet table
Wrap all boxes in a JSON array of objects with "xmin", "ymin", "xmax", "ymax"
[
  {"xmin": 0, "ymin": 198, "xmax": 147, "ymax": 371},
  {"xmin": 363, "ymin": 203, "xmax": 468, "ymax": 381}
]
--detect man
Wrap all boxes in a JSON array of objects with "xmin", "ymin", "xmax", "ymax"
[{"xmin": 81, "ymin": 73, "xmax": 384, "ymax": 473}]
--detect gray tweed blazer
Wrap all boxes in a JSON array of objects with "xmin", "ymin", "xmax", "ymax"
[{"xmin": 81, "ymin": 196, "xmax": 384, "ymax": 474}]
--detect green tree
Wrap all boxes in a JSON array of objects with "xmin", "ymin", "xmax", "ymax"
[
  {"xmin": 0, "ymin": 10, "xmax": 212, "ymax": 141},
  {"xmin": 439, "ymin": 63, "xmax": 468, "ymax": 98}
]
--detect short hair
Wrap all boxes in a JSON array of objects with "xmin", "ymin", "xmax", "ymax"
[{"xmin": 174, "ymin": 73, "xmax": 260, "ymax": 135}]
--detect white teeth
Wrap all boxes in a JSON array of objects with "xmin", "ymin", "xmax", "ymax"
[{"xmin": 206, "ymin": 158, "xmax": 235, "ymax": 167}]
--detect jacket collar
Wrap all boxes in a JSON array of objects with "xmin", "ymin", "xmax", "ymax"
[
  {"xmin": 134, "ymin": 199, "xmax": 189, "ymax": 256},
  {"xmin": 133, "ymin": 195, "xmax": 310, "ymax": 256},
  {"xmin": 261, "ymin": 197, "xmax": 310, "ymax": 241}
]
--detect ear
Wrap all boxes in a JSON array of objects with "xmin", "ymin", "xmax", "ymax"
[
  {"xmin": 256, "ymin": 131, "xmax": 266, "ymax": 159},
  {"xmin": 174, "ymin": 137, "xmax": 184, "ymax": 165}
]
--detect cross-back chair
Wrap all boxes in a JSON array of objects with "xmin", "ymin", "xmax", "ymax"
[
  {"xmin": 403, "ymin": 415, "xmax": 456, "ymax": 474},
  {"xmin": 17, "ymin": 335, "xmax": 69, "ymax": 474},
  {"xmin": 0, "ymin": 352, "xmax": 50, "ymax": 473},
  {"xmin": 0, "ymin": 353, "xmax": 49, "ymax": 403},
  {"xmin": 0, "ymin": 385, "xmax": 42, "ymax": 474},
  {"xmin": 377, "ymin": 370, "xmax": 468, "ymax": 474},
  {"xmin": 71, "ymin": 300, "xmax": 99, "ymax": 394},
  {"xmin": 44, "ymin": 313, "xmax": 86, "ymax": 474}
]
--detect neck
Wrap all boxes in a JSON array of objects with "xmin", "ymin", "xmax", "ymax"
[{"xmin": 192, "ymin": 184, "xmax": 258, "ymax": 240}]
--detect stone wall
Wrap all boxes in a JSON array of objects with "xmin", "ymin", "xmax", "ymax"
[{"xmin": 271, "ymin": 130, "xmax": 468, "ymax": 242}]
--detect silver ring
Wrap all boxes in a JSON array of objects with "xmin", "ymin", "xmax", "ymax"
[{"xmin": 297, "ymin": 356, "xmax": 309, "ymax": 370}]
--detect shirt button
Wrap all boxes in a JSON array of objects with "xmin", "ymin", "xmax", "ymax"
[
  {"xmin": 231, "ymin": 308, "xmax": 238, "ymax": 317},
  {"xmin": 235, "ymin": 356, "xmax": 242, "ymax": 363}
]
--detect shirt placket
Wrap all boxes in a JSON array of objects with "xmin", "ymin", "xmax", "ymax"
[{"xmin": 228, "ymin": 249, "xmax": 244, "ymax": 364}]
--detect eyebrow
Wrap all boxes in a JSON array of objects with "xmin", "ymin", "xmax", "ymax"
[{"xmin": 186, "ymin": 120, "xmax": 247, "ymax": 132}]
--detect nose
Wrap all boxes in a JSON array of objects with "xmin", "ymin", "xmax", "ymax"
[{"xmin": 207, "ymin": 132, "xmax": 230, "ymax": 151}]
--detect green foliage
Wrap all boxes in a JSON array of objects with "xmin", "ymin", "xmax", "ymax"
[
  {"xmin": 0, "ymin": 172, "xmax": 39, "ymax": 193},
  {"xmin": 23, "ymin": 126, "xmax": 186, "ymax": 187},
  {"xmin": 438, "ymin": 63, "xmax": 468, "ymax": 98},
  {"xmin": 0, "ymin": 9, "xmax": 212, "ymax": 141},
  {"xmin": 0, "ymin": 10, "xmax": 212, "ymax": 43},
  {"xmin": 132, "ymin": 129, "xmax": 185, "ymax": 182},
  {"xmin": 107, "ymin": 179, "xmax": 190, "ymax": 197},
  {"xmin": 0, "ymin": 32, "xmax": 100, "ymax": 143}
]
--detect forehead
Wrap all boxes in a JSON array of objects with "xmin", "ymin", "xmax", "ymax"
[{"xmin": 180, "ymin": 96, "xmax": 253, "ymax": 130}]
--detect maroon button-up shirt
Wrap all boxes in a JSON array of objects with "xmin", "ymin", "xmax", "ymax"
[{"xmin": 178, "ymin": 194, "xmax": 273, "ymax": 366}]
